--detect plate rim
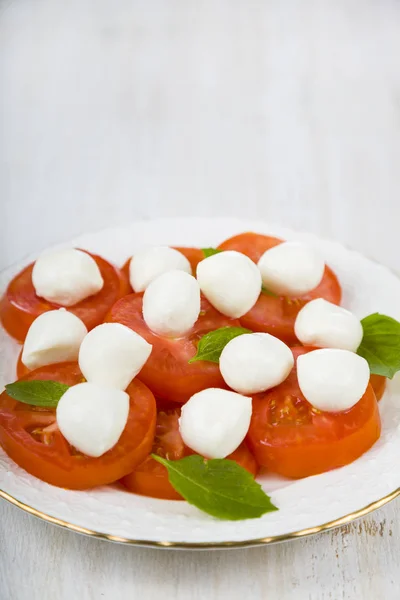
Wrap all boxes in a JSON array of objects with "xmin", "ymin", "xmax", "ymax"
[
  {"xmin": 1, "ymin": 216, "xmax": 400, "ymax": 548},
  {"xmin": 1, "ymin": 486, "xmax": 399, "ymax": 548}
]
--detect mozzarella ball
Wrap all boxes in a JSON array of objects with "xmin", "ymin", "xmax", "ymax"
[
  {"xmin": 219, "ymin": 333, "xmax": 294, "ymax": 394},
  {"xmin": 129, "ymin": 246, "xmax": 192, "ymax": 292},
  {"xmin": 56, "ymin": 382, "xmax": 129, "ymax": 457},
  {"xmin": 297, "ymin": 349, "xmax": 370, "ymax": 412},
  {"xmin": 196, "ymin": 251, "xmax": 262, "ymax": 318},
  {"xmin": 295, "ymin": 298, "xmax": 363, "ymax": 352},
  {"xmin": 21, "ymin": 309, "xmax": 88, "ymax": 370},
  {"xmin": 179, "ymin": 388, "xmax": 253, "ymax": 458},
  {"xmin": 257, "ymin": 242, "xmax": 325, "ymax": 296},
  {"xmin": 78, "ymin": 323, "xmax": 152, "ymax": 391},
  {"xmin": 142, "ymin": 270, "xmax": 201, "ymax": 337},
  {"xmin": 32, "ymin": 248, "xmax": 104, "ymax": 306}
]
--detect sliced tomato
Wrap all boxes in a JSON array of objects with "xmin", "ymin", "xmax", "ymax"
[
  {"xmin": 247, "ymin": 347, "xmax": 381, "ymax": 478},
  {"xmin": 370, "ymin": 374, "xmax": 386, "ymax": 401},
  {"xmin": 0, "ymin": 363, "xmax": 156, "ymax": 489},
  {"xmin": 121, "ymin": 409, "xmax": 186, "ymax": 500},
  {"xmin": 122, "ymin": 408, "xmax": 258, "ymax": 500},
  {"xmin": 228, "ymin": 444, "xmax": 259, "ymax": 478},
  {"xmin": 16, "ymin": 351, "xmax": 28, "ymax": 379},
  {"xmin": 106, "ymin": 294, "xmax": 240, "ymax": 403},
  {"xmin": 173, "ymin": 247, "xmax": 204, "ymax": 273},
  {"xmin": 121, "ymin": 259, "xmax": 132, "ymax": 291},
  {"xmin": 218, "ymin": 231, "xmax": 282, "ymax": 262},
  {"xmin": 218, "ymin": 232, "xmax": 342, "ymax": 345},
  {"xmin": 0, "ymin": 251, "xmax": 129, "ymax": 343}
]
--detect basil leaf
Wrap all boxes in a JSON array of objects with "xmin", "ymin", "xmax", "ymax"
[
  {"xmin": 261, "ymin": 285, "xmax": 278, "ymax": 298},
  {"xmin": 189, "ymin": 326, "xmax": 251, "ymax": 363},
  {"xmin": 5, "ymin": 380, "xmax": 69, "ymax": 408},
  {"xmin": 202, "ymin": 247, "xmax": 222, "ymax": 258},
  {"xmin": 357, "ymin": 313, "xmax": 400, "ymax": 378},
  {"xmin": 153, "ymin": 454, "xmax": 278, "ymax": 520}
]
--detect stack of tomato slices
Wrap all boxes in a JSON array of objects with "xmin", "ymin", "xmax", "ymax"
[{"xmin": 0, "ymin": 233, "xmax": 384, "ymax": 499}]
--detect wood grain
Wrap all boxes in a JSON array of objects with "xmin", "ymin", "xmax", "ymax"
[
  {"xmin": 1, "ymin": 499, "xmax": 399, "ymax": 600},
  {"xmin": 1, "ymin": 0, "xmax": 400, "ymax": 598}
]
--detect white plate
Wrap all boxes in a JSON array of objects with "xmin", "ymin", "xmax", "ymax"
[{"xmin": 1, "ymin": 217, "xmax": 400, "ymax": 549}]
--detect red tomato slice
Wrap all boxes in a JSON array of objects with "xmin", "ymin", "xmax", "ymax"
[
  {"xmin": 0, "ymin": 251, "xmax": 129, "ymax": 343},
  {"xmin": 121, "ymin": 259, "xmax": 131, "ymax": 291},
  {"xmin": 120, "ymin": 247, "xmax": 204, "ymax": 294},
  {"xmin": 121, "ymin": 409, "xmax": 186, "ymax": 500},
  {"xmin": 218, "ymin": 232, "xmax": 282, "ymax": 262},
  {"xmin": 218, "ymin": 233, "xmax": 342, "ymax": 345},
  {"xmin": 122, "ymin": 408, "xmax": 258, "ymax": 500},
  {"xmin": 173, "ymin": 247, "xmax": 204, "ymax": 273},
  {"xmin": 370, "ymin": 374, "xmax": 386, "ymax": 401},
  {"xmin": 16, "ymin": 351, "xmax": 28, "ymax": 379},
  {"xmin": 247, "ymin": 347, "xmax": 381, "ymax": 478},
  {"xmin": 0, "ymin": 363, "xmax": 156, "ymax": 489},
  {"xmin": 106, "ymin": 293, "xmax": 240, "ymax": 403}
]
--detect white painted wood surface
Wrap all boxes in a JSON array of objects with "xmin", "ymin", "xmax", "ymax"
[{"xmin": 1, "ymin": 1, "xmax": 400, "ymax": 598}]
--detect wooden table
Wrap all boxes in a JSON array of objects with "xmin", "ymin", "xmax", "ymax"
[{"xmin": 1, "ymin": 1, "xmax": 400, "ymax": 598}]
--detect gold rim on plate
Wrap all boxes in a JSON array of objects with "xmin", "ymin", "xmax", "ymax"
[{"xmin": 1, "ymin": 486, "xmax": 399, "ymax": 548}]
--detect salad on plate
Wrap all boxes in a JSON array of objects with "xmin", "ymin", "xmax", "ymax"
[{"xmin": 0, "ymin": 232, "xmax": 399, "ymax": 521}]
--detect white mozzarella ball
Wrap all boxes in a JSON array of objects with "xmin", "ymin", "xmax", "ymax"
[
  {"xmin": 142, "ymin": 270, "xmax": 201, "ymax": 337},
  {"xmin": 56, "ymin": 382, "xmax": 129, "ymax": 457},
  {"xmin": 297, "ymin": 349, "xmax": 370, "ymax": 412},
  {"xmin": 21, "ymin": 309, "xmax": 87, "ymax": 370},
  {"xmin": 196, "ymin": 251, "xmax": 262, "ymax": 318},
  {"xmin": 129, "ymin": 246, "xmax": 192, "ymax": 292},
  {"xmin": 295, "ymin": 298, "xmax": 363, "ymax": 352},
  {"xmin": 179, "ymin": 388, "xmax": 252, "ymax": 458},
  {"xmin": 78, "ymin": 323, "xmax": 152, "ymax": 391},
  {"xmin": 219, "ymin": 333, "xmax": 294, "ymax": 394},
  {"xmin": 257, "ymin": 242, "xmax": 325, "ymax": 296},
  {"xmin": 32, "ymin": 248, "xmax": 104, "ymax": 306}
]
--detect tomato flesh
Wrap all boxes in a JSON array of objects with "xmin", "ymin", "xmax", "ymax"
[
  {"xmin": 247, "ymin": 347, "xmax": 381, "ymax": 478},
  {"xmin": 218, "ymin": 232, "xmax": 282, "ymax": 262},
  {"xmin": 0, "ymin": 363, "xmax": 156, "ymax": 489},
  {"xmin": 0, "ymin": 251, "xmax": 129, "ymax": 342},
  {"xmin": 16, "ymin": 351, "xmax": 29, "ymax": 379},
  {"xmin": 370, "ymin": 374, "xmax": 386, "ymax": 401},
  {"xmin": 173, "ymin": 247, "xmax": 205, "ymax": 273},
  {"xmin": 107, "ymin": 294, "xmax": 240, "ymax": 403},
  {"xmin": 218, "ymin": 233, "xmax": 342, "ymax": 345},
  {"xmin": 121, "ymin": 259, "xmax": 132, "ymax": 292},
  {"xmin": 122, "ymin": 408, "xmax": 258, "ymax": 500},
  {"xmin": 122, "ymin": 410, "xmax": 186, "ymax": 500}
]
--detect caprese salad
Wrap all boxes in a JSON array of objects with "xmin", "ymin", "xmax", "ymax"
[{"xmin": 0, "ymin": 233, "xmax": 399, "ymax": 521}]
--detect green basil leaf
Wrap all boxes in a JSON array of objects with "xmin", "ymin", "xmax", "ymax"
[
  {"xmin": 153, "ymin": 454, "xmax": 278, "ymax": 520},
  {"xmin": 201, "ymin": 247, "xmax": 222, "ymax": 258},
  {"xmin": 5, "ymin": 380, "xmax": 70, "ymax": 408},
  {"xmin": 261, "ymin": 285, "xmax": 278, "ymax": 298},
  {"xmin": 189, "ymin": 326, "xmax": 251, "ymax": 363},
  {"xmin": 357, "ymin": 313, "xmax": 400, "ymax": 378}
]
